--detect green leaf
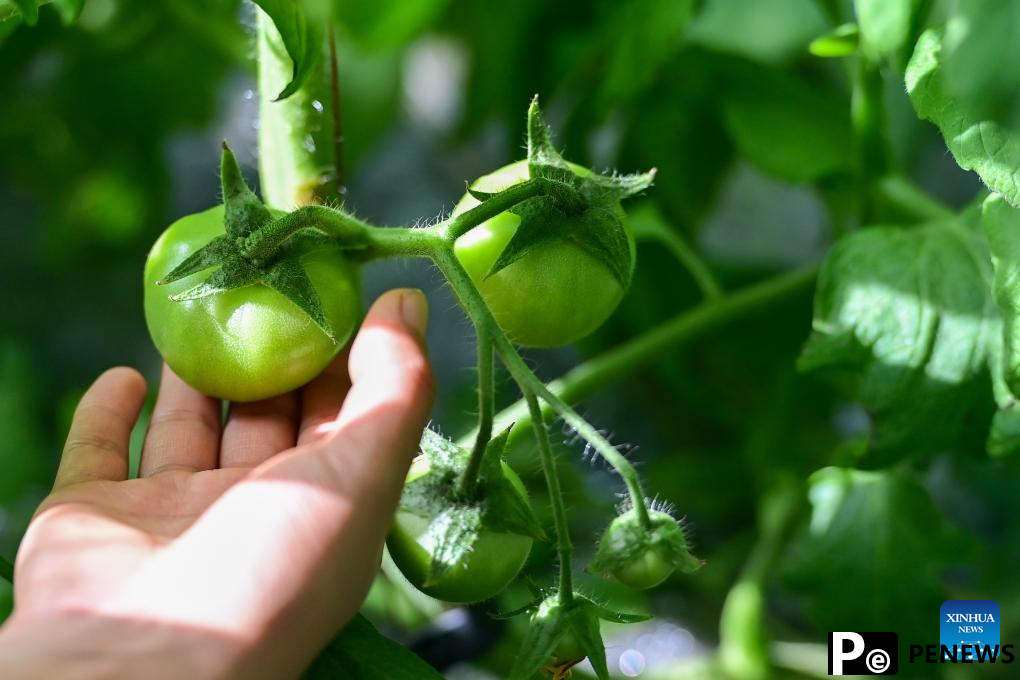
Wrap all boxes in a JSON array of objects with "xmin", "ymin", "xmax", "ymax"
[
  {"xmin": 303, "ymin": 613, "xmax": 443, "ymax": 680},
  {"xmin": 263, "ymin": 257, "xmax": 335, "ymax": 341},
  {"xmin": 907, "ymin": 28, "xmax": 1020, "ymax": 207},
  {"xmin": 799, "ymin": 218, "xmax": 1001, "ymax": 460},
  {"xmin": 809, "ymin": 23, "xmax": 859, "ymax": 58},
  {"xmin": 686, "ymin": 0, "xmax": 828, "ymax": 63},
  {"xmin": 854, "ymin": 0, "xmax": 919, "ymax": 62},
  {"xmin": 721, "ymin": 63, "xmax": 851, "ymax": 183},
  {"xmin": 221, "ymin": 142, "xmax": 272, "ymax": 238},
  {"xmin": 419, "ymin": 505, "xmax": 481, "ymax": 587},
  {"xmin": 941, "ymin": 0, "xmax": 1020, "ymax": 116},
  {"xmin": 597, "ymin": 0, "xmax": 693, "ymax": 104},
  {"xmin": 784, "ymin": 467, "xmax": 957, "ymax": 644},
  {"xmin": 253, "ymin": 0, "xmax": 325, "ymax": 101}
]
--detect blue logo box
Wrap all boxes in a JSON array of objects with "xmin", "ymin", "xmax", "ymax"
[{"xmin": 940, "ymin": 600, "xmax": 1000, "ymax": 661}]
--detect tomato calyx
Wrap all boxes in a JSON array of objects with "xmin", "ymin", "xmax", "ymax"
[
  {"xmin": 396, "ymin": 428, "xmax": 545, "ymax": 588},
  {"xmin": 467, "ymin": 98, "xmax": 655, "ymax": 288},
  {"xmin": 495, "ymin": 592, "xmax": 650, "ymax": 680},
  {"xmin": 587, "ymin": 506, "xmax": 704, "ymax": 590},
  {"xmin": 155, "ymin": 143, "xmax": 344, "ymax": 341}
]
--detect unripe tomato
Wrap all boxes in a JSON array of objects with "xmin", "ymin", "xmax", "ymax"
[
  {"xmin": 387, "ymin": 455, "xmax": 534, "ymax": 603},
  {"xmin": 612, "ymin": 543, "xmax": 674, "ymax": 590},
  {"xmin": 452, "ymin": 161, "xmax": 634, "ymax": 348},
  {"xmin": 144, "ymin": 206, "xmax": 360, "ymax": 402},
  {"xmin": 593, "ymin": 508, "xmax": 689, "ymax": 590}
]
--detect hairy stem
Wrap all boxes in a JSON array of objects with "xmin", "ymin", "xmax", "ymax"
[
  {"xmin": 524, "ymin": 389, "xmax": 574, "ymax": 604},
  {"xmin": 469, "ymin": 266, "xmax": 817, "ymax": 446},
  {"xmin": 851, "ymin": 57, "xmax": 889, "ymax": 224},
  {"xmin": 438, "ymin": 178, "xmax": 553, "ymax": 241},
  {"xmin": 459, "ymin": 329, "xmax": 494, "ymax": 498}
]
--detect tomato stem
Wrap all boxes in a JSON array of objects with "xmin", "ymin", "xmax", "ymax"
[
  {"xmin": 438, "ymin": 178, "xmax": 553, "ymax": 242},
  {"xmin": 631, "ymin": 218, "xmax": 723, "ymax": 301},
  {"xmin": 523, "ymin": 388, "xmax": 574, "ymax": 604},
  {"xmin": 459, "ymin": 329, "xmax": 494, "ymax": 499}
]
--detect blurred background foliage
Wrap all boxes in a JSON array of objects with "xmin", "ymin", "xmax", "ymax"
[{"xmin": 1, "ymin": 0, "xmax": 1019, "ymax": 678}]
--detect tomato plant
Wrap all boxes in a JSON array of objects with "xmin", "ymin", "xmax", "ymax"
[
  {"xmin": 144, "ymin": 206, "xmax": 360, "ymax": 402},
  {"xmin": 7, "ymin": 0, "xmax": 1020, "ymax": 678}
]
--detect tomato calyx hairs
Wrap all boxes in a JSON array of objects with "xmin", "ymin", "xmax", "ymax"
[
  {"xmin": 494, "ymin": 592, "xmax": 649, "ymax": 680},
  {"xmin": 467, "ymin": 97, "xmax": 655, "ymax": 288},
  {"xmin": 396, "ymin": 427, "xmax": 545, "ymax": 588},
  {"xmin": 155, "ymin": 143, "xmax": 347, "ymax": 341},
  {"xmin": 587, "ymin": 505, "xmax": 703, "ymax": 589}
]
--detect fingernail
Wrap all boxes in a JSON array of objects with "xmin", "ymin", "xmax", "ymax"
[{"xmin": 399, "ymin": 288, "xmax": 428, "ymax": 342}]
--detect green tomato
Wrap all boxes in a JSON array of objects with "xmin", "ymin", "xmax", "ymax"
[
  {"xmin": 387, "ymin": 455, "xmax": 534, "ymax": 604},
  {"xmin": 452, "ymin": 160, "xmax": 634, "ymax": 348},
  {"xmin": 612, "ymin": 544, "xmax": 674, "ymax": 590},
  {"xmin": 144, "ymin": 205, "xmax": 360, "ymax": 402}
]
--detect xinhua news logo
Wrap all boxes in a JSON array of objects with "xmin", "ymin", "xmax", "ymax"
[
  {"xmin": 941, "ymin": 600, "xmax": 1000, "ymax": 661},
  {"xmin": 828, "ymin": 632, "xmax": 898, "ymax": 675}
]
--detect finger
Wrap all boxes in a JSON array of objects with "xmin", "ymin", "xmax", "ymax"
[
  {"xmin": 150, "ymin": 290, "xmax": 432, "ymax": 650},
  {"xmin": 220, "ymin": 392, "xmax": 300, "ymax": 468},
  {"xmin": 296, "ymin": 351, "xmax": 351, "ymax": 446},
  {"xmin": 139, "ymin": 364, "xmax": 221, "ymax": 477},
  {"xmin": 54, "ymin": 367, "xmax": 147, "ymax": 489}
]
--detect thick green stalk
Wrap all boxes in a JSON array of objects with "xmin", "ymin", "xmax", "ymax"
[
  {"xmin": 524, "ymin": 389, "xmax": 574, "ymax": 604},
  {"xmin": 471, "ymin": 267, "xmax": 817, "ymax": 447},
  {"xmin": 257, "ymin": 10, "xmax": 339, "ymax": 209},
  {"xmin": 851, "ymin": 57, "xmax": 889, "ymax": 224},
  {"xmin": 459, "ymin": 329, "xmax": 494, "ymax": 498}
]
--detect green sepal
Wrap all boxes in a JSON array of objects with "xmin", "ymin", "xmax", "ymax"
[
  {"xmin": 487, "ymin": 198, "xmax": 633, "ymax": 288},
  {"xmin": 508, "ymin": 598, "xmax": 571, "ymax": 680},
  {"xmin": 479, "ymin": 428, "xmax": 546, "ymax": 540},
  {"xmin": 157, "ymin": 235, "xmax": 235, "ymax": 286},
  {"xmin": 566, "ymin": 601, "xmax": 610, "ymax": 680},
  {"xmin": 221, "ymin": 142, "xmax": 273, "ymax": 238},
  {"xmin": 169, "ymin": 257, "xmax": 262, "ymax": 302},
  {"xmin": 263, "ymin": 256, "xmax": 335, "ymax": 341},
  {"xmin": 587, "ymin": 601, "xmax": 652, "ymax": 624},
  {"xmin": 490, "ymin": 597, "xmax": 543, "ymax": 620},
  {"xmin": 420, "ymin": 505, "xmax": 482, "ymax": 587}
]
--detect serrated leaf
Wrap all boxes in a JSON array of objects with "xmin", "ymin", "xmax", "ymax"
[
  {"xmin": 263, "ymin": 257, "xmax": 335, "ymax": 341},
  {"xmin": 420, "ymin": 505, "xmax": 482, "ymax": 586},
  {"xmin": 809, "ymin": 23, "xmax": 859, "ymax": 58},
  {"xmin": 221, "ymin": 143, "xmax": 272, "ymax": 238},
  {"xmin": 854, "ymin": 0, "xmax": 919, "ymax": 62},
  {"xmin": 11, "ymin": 0, "xmax": 36, "ymax": 26},
  {"xmin": 170, "ymin": 258, "xmax": 262, "ymax": 302},
  {"xmin": 303, "ymin": 613, "xmax": 443, "ymax": 680},
  {"xmin": 721, "ymin": 62, "xmax": 851, "ymax": 183},
  {"xmin": 799, "ymin": 218, "xmax": 1001, "ymax": 462},
  {"xmin": 568, "ymin": 604, "xmax": 608, "ymax": 680},
  {"xmin": 252, "ymin": 1, "xmax": 325, "ymax": 101},
  {"xmin": 509, "ymin": 603, "xmax": 568, "ymax": 680},
  {"xmin": 157, "ymin": 236, "xmax": 234, "ymax": 285},
  {"xmin": 907, "ymin": 28, "xmax": 1020, "ymax": 207},
  {"xmin": 418, "ymin": 427, "xmax": 463, "ymax": 472}
]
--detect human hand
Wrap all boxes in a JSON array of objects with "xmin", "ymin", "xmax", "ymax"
[{"xmin": 0, "ymin": 289, "xmax": 433, "ymax": 680}]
